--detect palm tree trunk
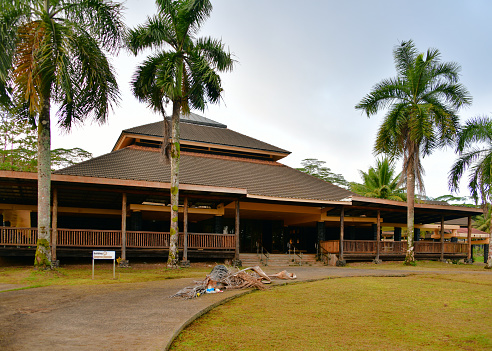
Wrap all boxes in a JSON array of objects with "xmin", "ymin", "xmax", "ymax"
[
  {"xmin": 405, "ymin": 163, "xmax": 415, "ymax": 265},
  {"xmin": 167, "ymin": 101, "xmax": 180, "ymax": 268},
  {"xmin": 34, "ymin": 96, "xmax": 52, "ymax": 268}
]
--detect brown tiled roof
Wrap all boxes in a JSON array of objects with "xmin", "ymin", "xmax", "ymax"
[
  {"xmin": 55, "ymin": 147, "xmax": 352, "ymax": 202},
  {"xmin": 122, "ymin": 117, "xmax": 289, "ymax": 154}
]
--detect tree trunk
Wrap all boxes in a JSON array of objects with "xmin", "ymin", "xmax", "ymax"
[
  {"xmin": 34, "ymin": 97, "xmax": 52, "ymax": 268},
  {"xmin": 167, "ymin": 101, "xmax": 181, "ymax": 268},
  {"xmin": 404, "ymin": 163, "xmax": 415, "ymax": 265}
]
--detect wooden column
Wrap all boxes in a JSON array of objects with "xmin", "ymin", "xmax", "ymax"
[
  {"xmin": 440, "ymin": 216, "xmax": 445, "ymax": 261},
  {"xmin": 183, "ymin": 197, "xmax": 188, "ymax": 262},
  {"xmin": 235, "ymin": 200, "xmax": 240, "ymax": 259},
  {"xmin": 121, "ymin": 193, "xmax": 127, "ymax": 261},
  {"xmin": 467, "ymin": 215, "xmax": 472, "ymax": 261},
  {"xmin": 339, "ymin": 206, "xmax": 345, "ymax": 261},
  {"xmin": 376, "ymin": 210, "xmax": 381, "ymax": 261},
  {"xmin": 51, "ymin": 188, "xmax": 58, "ymax": 262}
]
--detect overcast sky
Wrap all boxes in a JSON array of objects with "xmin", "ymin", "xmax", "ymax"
[{"xmin": 51, "ymin": 0, "xmax": 492, "ymax": 200}]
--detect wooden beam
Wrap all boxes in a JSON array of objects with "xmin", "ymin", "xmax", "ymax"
[
  {"xmin": 376, "ymin": 210, "xmax": 380, "ymax": 261},
  {"xmin": 340, "ymin": 206, "xmax": 344, "ymax": 261},
  {"xmin": 383, "ymin": 223, "xmax": 461, "ymax": 230},
  {"xmin": 129, "ymin": 203, "xmax": 224, "ymax": 215},
  {"xmin": 122, "ymin": 193, "xmax": 127, "ymax": 261},
  {"xmin": 224, "ymin": 202, "xmax": 324, "ymax": 214},
  {"xmin": 469, "ymin": 239, "xmax": 490, "ymax": 245},
  {"xmin": 183, "ymin": 197, "xmax": 188, "ymax": 262},
  {"xmin": 52, "ymin": 188, "xmax": 58, "ymax": 262},
  {"xmin": 0, "ymin": 204, "xmax": 122, "ymax": 215},
  {"xmin": 467, "ymin": 216, "xmax": 472, "ymax": 261},
  {"xmin": 440, "ymin": 216, "xmax": 445, "ymax": 261},
  {"xmin": 235, "ymin": 200, "xmax": 240, "ymax": 260},
  {"xmin": 322, "ymin": 215, "xmax": 379, "ymax": 223}
]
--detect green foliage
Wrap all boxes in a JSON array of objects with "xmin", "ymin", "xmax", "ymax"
[
  {"xmin": 0, "ymin": 112, "xmax": 37, "ymax": 171},
  {"xmin": 473, "ymin": 206, "xmax": 491, "ymax": 233},
  {"xmin": 34, "ymin": 238, "xmax": 51, "ymax": 268},
  {"xmin": 0, "ymin": 113, "xmax": 92, "ymax": 171},
  {"xmin": 355, "ymin": 40, "xmax": 471, "ymax": 264},
  {"xmin": 128, "ymin": 0, "xmax": 235, "ymax": 267},
  {"xmin": 0, "ymin": 0, "xmax": 125, "ymax": 127},
  {"xmin": 356, "ymin": 40, "xmax": 471, "ymax": 194},
  {"xmin": 350, "ymin": 157, "xmax": 406, "ymax": 201},
  {"xmin": 449, "ymin": 116, "xmax": 492, "ymax": 206},
  {"xmin": 297, "ymin": 158, "xmax": 349, "ymax": 189},
  {"xmin": 127, "ymin": 0, "xmax": 235, "ymax": 116},
  {"xmin": 0, "ymin": 0, "xmax": 125, "ymax": 267}
]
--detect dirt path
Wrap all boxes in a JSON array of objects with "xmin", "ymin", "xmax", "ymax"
[{"xmin": 1, "ymin": 266, "xmax": 480, "ymax": 350}]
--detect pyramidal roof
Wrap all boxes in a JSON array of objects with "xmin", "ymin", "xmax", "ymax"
[{"xmin": 115, "ymin": 113, "xmax": 290, "ymax": 156}]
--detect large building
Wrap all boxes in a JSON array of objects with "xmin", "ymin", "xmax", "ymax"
[{"xmin": 0, "ymin": 113, "xmax": 484, "ymax": 264}]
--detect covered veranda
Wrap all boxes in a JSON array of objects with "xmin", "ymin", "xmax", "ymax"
[
  {"xmin": 319, "ymin": 196, "xmax": 485, "ymax": 262},
  {"xmin": 0, "ymin": 171, "xmax": 485, "ymax": 263}
]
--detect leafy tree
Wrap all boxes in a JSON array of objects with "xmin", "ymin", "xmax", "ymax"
[
  {"xmin": 127, "ymin": 0, "xmax": 235, "ymax": 268},
  {"xmin": 0, "ymin": 0, "xmax": 125, "ymax": 268},
  {"xmin": 0, "ymin": 113, "xmax": 91, "ymax": 171},
  {"xmin": 297, "ymin": 158, "xmax": 349, "ymax": 188},
  {"xmin": 350, "ymin": 157, "xmax": 406, "ymax": 201},
  {"xmin": 449, "ymin": 116, "xmax": 492, "ymax": 268},
  {"xmin": 355, "ymin": 40, "xmax": 471, "ymax": 264}
]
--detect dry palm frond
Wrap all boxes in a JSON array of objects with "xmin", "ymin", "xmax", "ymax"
[{"xmin": 171, "ymin": 265, "xmax": 296, "ymax": 299}]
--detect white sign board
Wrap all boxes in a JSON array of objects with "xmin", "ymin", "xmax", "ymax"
[
  {"xmin": 93, "ymin": 251, "xmax": 115, "ymax": 259},
  {"xmin": 92, "ymin": 251, "xmax": 116, "ymax": 279}
]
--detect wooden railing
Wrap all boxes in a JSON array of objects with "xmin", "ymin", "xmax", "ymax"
[
  {"xmin": 320, "ymin": 240, "xmax": 468, "ymax": 256},
  {"xmin": 320, "ymin": 240, "xmax": 339, "ymax": 253},
  {"xmin": 58, "ymin": 229, "xmax": 122, "ymax": 247},
  {"xmin": 380, "ymin": 241, "xmax": 407, "ymax": 254},
  {"xmin": 0, "ymin": 227, "xmax": 37, "ymax": 246},
  {"xmin": 126, "ymin": 231, "xmax": 235, "ymax": 250},
  {"xmin": 187, "ymin": 233, "xmax": 235, "ymax": 250},
  {"xmin": 415, "ymin": 241, "xmax": 468, "ymax": 254},
  {"xmin": 0, "ymin": 227, "xmax": 235, "ymax": 251},
  {"xmin": 344, "ymin": 240, "xmax": 378, "ymax": 253}
]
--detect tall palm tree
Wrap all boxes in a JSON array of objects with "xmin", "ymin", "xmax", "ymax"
[
  {"xmin": 0, "ymin": 0, "xmax": 124, "ymax": 268},
  {"xmin": 449, "ymin": 116, "xmax": 492, "ymax": 268},
  {"xmin": 127, "ymin": 0, "xmax": 234, "ymax": 268},
  {"xmin": 350, "ymin": 158, "xmax": 406, "ymax": 201},
  {"xmin": 355, "ymin": 40, "xmax": 471, "ymax": 264}
]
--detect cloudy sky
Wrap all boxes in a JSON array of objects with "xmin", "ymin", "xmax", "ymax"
[{"xmin": 51, "ymin": 0, "xmax": 492, "ymax": 200}]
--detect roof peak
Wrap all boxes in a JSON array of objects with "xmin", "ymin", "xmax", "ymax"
[{"xmin": 166, "ymin": 112, "xmax": 227, "ymax": 129}]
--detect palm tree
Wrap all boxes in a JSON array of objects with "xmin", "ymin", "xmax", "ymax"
[
  {"xmin": 127, "ymin": 0, "xmax": 235, "ymax": 268},
  {"xmin": 355, "ymin": 40, "xmax": 471, "ymax": 264},
  {"xmin": 350, "ymin": 158, "xmax": 406, "ymax": 201},
  {"xmin": 0, "ymin": 0, "xmax": 125, "ymax": 268},
  {"xmin": 449, "ymin": 116, "xmax": 492, "ymax": 268}
]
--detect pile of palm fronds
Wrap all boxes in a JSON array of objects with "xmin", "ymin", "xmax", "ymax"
[{"xmin": 171, "ymin": 265, "xmax": 296, "ymax": 299}]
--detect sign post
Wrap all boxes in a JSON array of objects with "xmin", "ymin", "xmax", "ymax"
[{"xmin": 92, "ymin": 251, "xmax": 116, "ymax": 279}]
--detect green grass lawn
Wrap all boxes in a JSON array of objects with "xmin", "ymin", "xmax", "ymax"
[
  {"xmin": 348, "ymin": 260, "xmax": 488, "ymax": 271},
  {"xmin": 171, "ymin": 273, "xmax": 492, "ymax": 351},
  {"xmin": 0, "ymin": 262, "xmax": 212, "ymax": 289}
]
